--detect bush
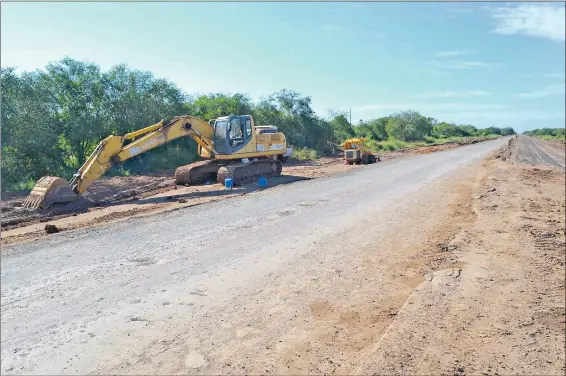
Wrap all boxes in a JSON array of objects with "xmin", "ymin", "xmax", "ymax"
[
  {"xmin": 292, "ymin": 147, "xmax": 319, "ymax": 160},
  {"xmin": 372, "ymin": 138, "xmax": 409, "ymax": 151}
]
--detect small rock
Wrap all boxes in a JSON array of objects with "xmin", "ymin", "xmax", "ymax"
[
  {"xmin": 178, "ymin": 199, "xmax": 187, "ymax": 203},
  {"xmin": 44, "ymin": 224, "xmax": 60, "ymax": 234},
  {"xmin": 129, "ymin": 317, "xmax": 147, "ymax": 322},
  {"xmin": 487, "ymin": 187, "xmax": 496, "ymax": 192}
]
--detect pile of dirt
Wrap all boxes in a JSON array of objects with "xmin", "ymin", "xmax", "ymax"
[
  {"xmin": 545, "ymin": 139, "xmax": 566, "ymax": 146},
  {"xmin": 398, "ymin": 137, "xmax": 495, "ymax": 155},
  {"xmin": 1, "ymin": 173, "xmax": 176, "ymax": 230},
  {"xmin": 493, "ymin": 136, "xmax": 515, "ymax": 161}
]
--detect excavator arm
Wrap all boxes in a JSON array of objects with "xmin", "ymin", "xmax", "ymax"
[
  {"xmin": 23, "ymin": 116, "xmax": 216, "ymax": 209},
  {"xmin": 69, "ymin": 116, "xmax": 216, "ymax": 195}
]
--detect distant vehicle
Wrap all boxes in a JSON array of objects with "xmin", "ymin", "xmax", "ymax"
[{"xmin": 343, "ymin": 137, "xmax": 379, "ymax": 165}]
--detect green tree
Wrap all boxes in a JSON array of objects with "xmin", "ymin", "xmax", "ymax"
[
  {"xmin": 101, "ymin": 64, "xmax": 188, "ymax": 172},
  {"xmin": 500, "ymin": 127, "xmax": 516, "ymax": 136},
  {"xmin": 459, "ymin": 124, "xmax": 478, "ymax": 137},
  {"xmin": 354, "ymin": 117, "xmax": 388, "ymax": 141},
  {"xmin": 329, "ymin": 111, "xmax": 356, "ymax": 141},
  {"xmin": 478, "ymin": 127, "xmax": 502, "ymax": 136},
  {"xmin": 252, "ymin": 89, "xmax": 330, "ymax": 149},
  {"xmin": 385, "ymin": 110, "xmax": 433, "ymax": 141},
  {"xmin": 186, "ymin": 93, "xmax": 252, "ymax": 121},
  {"xmin": 432, "ymin": 122, "xmax": 460, "ymax": 138},
  {"xmin": 1, "ymin": 67, "xmax": 64, "ymax": 189},
  {"xmin": 45, "ymin": 58, "xmax": 108, "ymax": 167}
]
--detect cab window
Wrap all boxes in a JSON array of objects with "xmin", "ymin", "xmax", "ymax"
[
  {"xmin": 229, "ymin": 118, "xmax": 244, "ymax": 140},
  {"xmin": 229, "ymin": 118, "xmax": 245, "ymax": 147},
  {"xmin": 245, "ymin": 119, "xmax": 252, "ymax": 138}
]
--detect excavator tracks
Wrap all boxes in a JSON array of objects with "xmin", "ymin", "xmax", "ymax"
[
  {"xmin": 175, "ymin": 160, "xmax": 221, "ymax": 185},
  {"xmin": 175, "ymin": 159, "xmax": 282, "ymax": 186},
  {"xmin": 217, "ymin": 159, "xmax": 282, "ymax": 186}
]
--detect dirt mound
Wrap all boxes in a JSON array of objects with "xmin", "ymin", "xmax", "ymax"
[
  {"xmin": 1, "ymin": 172, "xmax": 176, "ymax": 230},
  {"xmin": 492, "ymin": 136, "xmax": 515, "ymax": 161},
  {"xmin": 399, "ymin": 137, "xmax": 494, "ymax": 155}
]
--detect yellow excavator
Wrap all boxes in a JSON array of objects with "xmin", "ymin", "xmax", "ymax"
[{"xmin": 23, "ymin": 114, "xmax": 293, "ymax": 210}]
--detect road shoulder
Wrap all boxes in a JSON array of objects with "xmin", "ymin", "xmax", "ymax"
[{"xmin": 357, "ymin": 144, "xmax": 566, "ymax": 375}]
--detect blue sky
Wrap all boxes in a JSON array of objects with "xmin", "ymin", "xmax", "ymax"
[{"xmin": 2, "ymin": 2, "xmax": 565, "ymax": 132}]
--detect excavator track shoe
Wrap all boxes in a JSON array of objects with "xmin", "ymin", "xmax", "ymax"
[
  {"xmin": 22, "ymin": 176, "xmax": 78, "ymax": 210},
  {"xmin": 175, "ymin": 160, "xmax": 220, "ymax": 185},
  {"xmin": 217, "ymin": 160, "xmax": 282, "ymax": 186}
]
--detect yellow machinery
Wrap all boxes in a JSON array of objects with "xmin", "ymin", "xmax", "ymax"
[
  {"xmin": 343, "ymin": 137, "xmax": 379, "ymax": 165},
  {"xmin": 23, "ymin": 115, "xmax": 293, "ymax": 209}
]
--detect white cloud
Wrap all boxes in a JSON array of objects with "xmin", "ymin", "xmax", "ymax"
[
  {"xmin": 430, "ymin": 59, "xmax": 498, "ymax": 70},
  {"xmin": 416, "ymin": 90, "xmax": 491, "ymax": 99},
  {"xmin": 441, "ymin": 61, "xmax": 496, "ymax": 69},
  {"xmin": 434, "ymin": 50, "xmax": 475, "ymax": 58},
  {"xmin": 489, "ymin": 4, "xmax": 565, "ymax": 41},
  {"xmin": 513, "ymin": 84, "xmax": 565, "ymax": 99}
]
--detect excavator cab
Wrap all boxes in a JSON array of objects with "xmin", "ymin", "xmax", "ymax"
[{"xmin": 214, "ymin": 116, "xmax": 253, "ymax": 154}]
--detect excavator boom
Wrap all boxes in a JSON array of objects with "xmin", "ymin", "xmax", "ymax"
[{"xmin": 23, "ymin": 116, "xmax": 215, "ymax": 209}]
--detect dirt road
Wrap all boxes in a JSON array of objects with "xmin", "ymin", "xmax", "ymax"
[
  {"xmin": 514, "ymin": 135, "xmax": 565, "ymax": 170},
  {"xmin": 1, "ymin": 136, "xmax": 564, "ymax": 375}
]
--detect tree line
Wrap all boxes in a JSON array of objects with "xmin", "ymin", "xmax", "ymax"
[
  {"xmin": 523, "ymin": 128, "xmax": 565, "ymax": 139},
  {"xmin": 1, "ymin": 58, "xmax": 514, "ymax": 192}
]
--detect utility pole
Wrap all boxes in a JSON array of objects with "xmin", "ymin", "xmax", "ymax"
[{"xmin": 349, "ymin": 108, "xmax": 352, "ymax": 125}]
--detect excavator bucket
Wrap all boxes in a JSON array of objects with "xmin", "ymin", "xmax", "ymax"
[{"xmin": 22, "ymin": 176, "xmax": 78, "ymax": 210}]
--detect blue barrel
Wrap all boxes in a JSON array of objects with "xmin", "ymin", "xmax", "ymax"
[
  {"xmin": 224, "ymin": 177, "xmax": 233, "ymax": 190},
  {"xmin": 258, "ymin": 176, "xmax": 267, "ymax": 188}
]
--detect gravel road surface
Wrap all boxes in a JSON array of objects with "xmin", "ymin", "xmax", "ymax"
[
  {"xmin": 514, "ymin": 135, "xmax": 565, "ymax": 170},
  {"xmin": 1, "ymin": 138, "xmax": 507, "ymax": 374}
]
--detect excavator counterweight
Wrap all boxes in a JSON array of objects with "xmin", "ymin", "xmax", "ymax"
[{"xmin": 23, "ymin": 114, "xmax": 293, "ymax": 210}]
